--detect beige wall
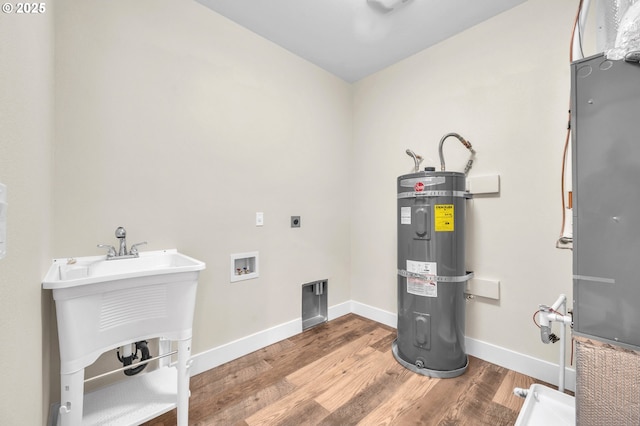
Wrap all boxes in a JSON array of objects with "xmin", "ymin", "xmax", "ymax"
[
  {"xmin": 0, "ymin": 6, "xmax": 54, "ymax": 426},
  {"xmin": 52, "ymin": 0, "xmax": 352, "ymax": 392},
  {"xmin": 1, "ymin": 0, "xmax": 583, "ymax": 423},
  {"xmin": 351, "ymin": 0, "xmax": 576, "ymax": 363}
]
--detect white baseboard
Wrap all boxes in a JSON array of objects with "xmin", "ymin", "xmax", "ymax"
[
  {"xmin": 350, "ymin": 300, "xmax": 397, "ymax": 328},
  {"xmin": 328, "ymin": 301, "xmax": 351, "ymax": 320},
  {"xmin": 190, "ymin": 300, "xmax": 575, "ymax": 392}
]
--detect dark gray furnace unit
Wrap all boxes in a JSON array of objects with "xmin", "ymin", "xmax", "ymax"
[
  {"xmin": 570, "ymin": 52, "xmax": 640, "ymax": 425},
  {"xmin": 392, "ymin": 169, "xmax": 472, "ymax": 378},
  {"xmin": 572, "ymin": 53, "xmax": 640, "ymax": 350}
]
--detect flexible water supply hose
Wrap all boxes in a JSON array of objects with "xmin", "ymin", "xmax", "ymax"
[{"xmin": 438, "ymin": 133, "xmax": 476, "ymax": 176}]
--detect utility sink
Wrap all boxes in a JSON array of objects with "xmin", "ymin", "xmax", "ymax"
[
  {"xmin": 43, "ymin": 249, "xmax": 205, "ymax": 372},
  {"xmin": 43, "ymin": 248, "xmax": 205, "ymax": 289},
  {"xmin": 43, "ymin": 249, "xmax": 205, "ymax": 425}
]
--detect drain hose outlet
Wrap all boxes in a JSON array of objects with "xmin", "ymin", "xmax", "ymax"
[{"xmin": 117, "ymin": 340, "xmax": 152, "ymax": 376}]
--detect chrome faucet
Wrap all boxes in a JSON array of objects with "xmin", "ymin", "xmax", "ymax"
[
  {"xmin": 98, "ymin": 227, "xmax": 147, "ymax": 260},
  {"xmin": 115, "ymin": 226, "xmax": 127, "ymax": 256}
]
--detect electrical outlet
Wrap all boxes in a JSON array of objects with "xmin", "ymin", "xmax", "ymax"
[
  {"xmin": 256, "ymin": 212, "xmax": 264, "ymax": 226},
  {"xmin": 291, "ymin": 216, "xmax": 301, "ymax": 228}
]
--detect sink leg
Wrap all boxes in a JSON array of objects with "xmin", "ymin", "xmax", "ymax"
[
  {"xmin": 177, "ymin": 338, "xmax": 191, "ymax": 426},
  {"xmin": 58, "ymin": 369, "xmax": 84, "ymax": 426}
]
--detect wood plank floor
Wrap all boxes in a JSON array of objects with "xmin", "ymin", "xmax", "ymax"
[{"xmin": 145, "ymin": 314, "xmax": 544, "ymax": 425}]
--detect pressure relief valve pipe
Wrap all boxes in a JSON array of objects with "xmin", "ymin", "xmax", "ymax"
[
  {"xmin": 438, "ymin": 132, "xmax": 476, "ymax": 176},
  {"xmin": 405, "ymin": 149, "xmax": 424, "ymax": 172},
  {"xmin": 537, "ymin": 293, "xmax": 573, "ymax": 392},
  {"xmin": 538, "ymin": 294, "xmax": 573, "ymax": 344},
  {"xmin": 538, "ymin": 305, "xmax": 558, "ymax": 344}
]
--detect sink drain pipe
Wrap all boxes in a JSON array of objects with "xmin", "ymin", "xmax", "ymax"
[{"xmin": 117, "ymin": 340, "xmax": 152, "ymax": 376}]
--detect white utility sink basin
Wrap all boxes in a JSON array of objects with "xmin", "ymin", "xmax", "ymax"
[
  {"xmin": 43, "ymin": 248, "xmax": 205, "ymax": 289},
  {"xmin": 43, "ymin": 249, "xmax": 205, "ymax": 426},
  {"xmin": 43, "ymin": 249, "xmax": 206, "ymax": 372}
]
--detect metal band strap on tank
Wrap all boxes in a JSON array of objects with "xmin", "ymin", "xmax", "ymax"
[
  {"xmin": 397, "ymin": 190, "xmax": 471, "ymax": 199},
  {"xmin": 397, "ymin": 269, "xmax": 474, "ymax": 283}
]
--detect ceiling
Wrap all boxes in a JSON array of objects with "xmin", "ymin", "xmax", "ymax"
[{"xmin": 195, "ymin": 0, "xmax": 527, "ymax": 83}]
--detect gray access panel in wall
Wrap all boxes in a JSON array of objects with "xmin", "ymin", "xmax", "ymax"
[
  {"xmin": 571, "ymin": 54, "xmax": 640, "ymax": 350},
  {"xmin": 302, "ymin": 279, "xmax": 327, "ymax": 330}
]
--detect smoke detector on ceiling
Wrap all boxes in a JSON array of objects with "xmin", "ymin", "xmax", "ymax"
[{"xmin": 367, "ymin": 0, "xmax": 413, "ymax": 14}]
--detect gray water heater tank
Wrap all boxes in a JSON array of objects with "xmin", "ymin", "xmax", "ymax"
[{"xmin": 392, "ymin": 169, "xmax": 472, "ymax": 378}]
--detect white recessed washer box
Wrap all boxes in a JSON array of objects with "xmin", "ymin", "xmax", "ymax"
[{"xmin": 230, "ymin": 252, "xmax": 259, "ymax": 282}]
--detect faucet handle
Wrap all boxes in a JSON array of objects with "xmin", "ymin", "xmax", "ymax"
[
  {"xmin": 97, "ymin": 244, "xmax": 117, "ymax": 258},
  {"xmin": 130, "ymin": 241, "xmax": 148, "ymax": 256}
]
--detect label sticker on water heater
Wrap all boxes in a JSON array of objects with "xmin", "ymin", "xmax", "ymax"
[
  {"xmin": 400, "ymin": 207, "xmax": 411, "ymax": 225},
  {"xmin": 406, "ymin": 260, "xmax": 437, "ymax": 298},
  {"xmin": 406, "ymin": 260, "xmax": 436, "ymax": 275},
  {"xmin": 407, "ymin": 277, "xmax": 437, "ymax": 297},
  {"xmin": 434, "ymin": 204, "xmax": 454, "ymax": 232}
]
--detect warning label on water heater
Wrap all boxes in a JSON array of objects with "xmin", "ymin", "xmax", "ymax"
[
  {"xmin": 400, "ymin": 207, "xmax": 411, "ymax": 225},
  {"xmin": 406, "ymin": 260, "xmax": 437, "ymax": 298},
  {"xmin": 434, "ymin": 204, "xmax": 454, "ymax": 232}
]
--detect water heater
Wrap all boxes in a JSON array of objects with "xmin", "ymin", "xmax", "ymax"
[{"xmin": 392, "ymin": 168, "xmax": 472, "ymax": 378}]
